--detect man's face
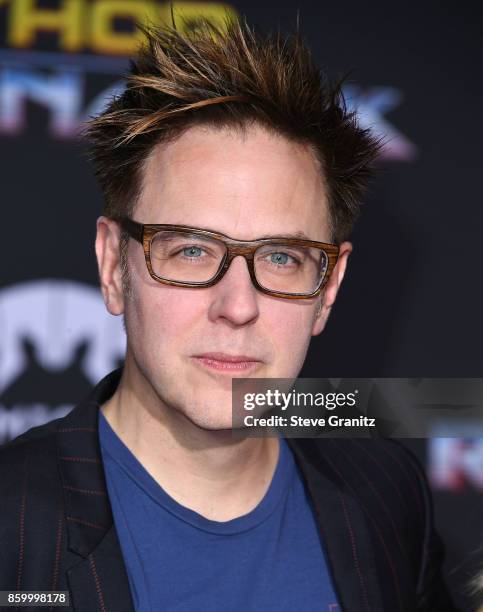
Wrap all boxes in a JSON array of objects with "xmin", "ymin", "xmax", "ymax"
[{"xmin": 98, "ymin": 124, "xmax": 350, "ymax": 429}]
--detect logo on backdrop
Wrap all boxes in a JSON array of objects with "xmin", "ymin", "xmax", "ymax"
[
  {"xmin": 0, "ymin": 280, "xmax": 125, "ymax": 443},
  {"xmin": 0, "ymin": 0, "xmax": 415, "ymax": 160},
  {"xmin": 428, "ymin": 438, "xmax": 483, "ymax": 492},
  {"xmin": 0, "ymin": 1, "xmax": 238, "ymax": 136}
]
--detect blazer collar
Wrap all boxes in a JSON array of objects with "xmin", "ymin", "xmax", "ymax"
[
  {"xmin": 56, "ymin": 369, "xmax": 134, "ymax": 612},
  {"xmin": 56, "ymin": 369, "xmax": 386, "ymax": 612},
  {"xmin": 56, "ymin": 369, "xmax": 121, "ymax": 558}
]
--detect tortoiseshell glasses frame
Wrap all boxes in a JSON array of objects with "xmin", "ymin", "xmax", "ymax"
[{"xmin": 118, "ymin": 217, "xmax": 340, "ymax": 300}]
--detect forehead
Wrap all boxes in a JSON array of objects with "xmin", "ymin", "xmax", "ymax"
[{"xmin": 137, "ymin": 123, "xmax": 330, "ymax": 241}]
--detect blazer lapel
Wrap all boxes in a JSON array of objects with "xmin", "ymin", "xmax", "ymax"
[
  {"xmin": 56, "ymin": 369, "xmax": 135, "ymax": 612},
  {"xmin": 66, "ymin": 526, "xmax": 135, "ymax": 612},
  {"xmin": 286, "ymin": 437, "xmax": 385, "ymax": 612}
]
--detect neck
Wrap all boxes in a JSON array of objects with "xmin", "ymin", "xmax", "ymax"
[{"xmin": 101, "ymin": 360, "xmax": 280, "ymax": 522}]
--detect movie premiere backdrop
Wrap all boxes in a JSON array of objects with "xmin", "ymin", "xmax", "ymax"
[{"xmin": 0, "ymin": 1, "xmax": 482, "ymax": 609}]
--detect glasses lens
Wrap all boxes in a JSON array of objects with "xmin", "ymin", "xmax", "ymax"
[
  {"xmin": 149, "ymin": 230, "xmax": 226, "ymax": 283},
  {"xmin": 254, "ymin": 244, "xmax": 328, "ymax": 295}
]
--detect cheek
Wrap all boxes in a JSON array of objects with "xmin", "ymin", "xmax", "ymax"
[
  {"xmin": 262, "ymin": 302, "xmax": 314, "ymax": 369},
  {"xmin": 125, "ymin": 284, "xmax": 204, "ymax": 358}
]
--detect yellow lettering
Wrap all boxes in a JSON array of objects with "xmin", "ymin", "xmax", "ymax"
[
  {"xmin": 159, "ymin": 3, "xmax": 238, "ymax": 34},
  {"xmin": 5, "ymin": 1, "xmax": 239, "ymax": 55},
  {"xmin": 8, "ymin": 0, "xmax": 84, "ymax": 51},
  {"xmin": 90, "ymin": 0, "xmax": 159, "ymax": 55}
]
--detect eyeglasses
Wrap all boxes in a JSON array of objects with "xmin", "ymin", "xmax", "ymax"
[{"xmin": 119, "ymin": 217, "xmax": 340, "ymax": 300}]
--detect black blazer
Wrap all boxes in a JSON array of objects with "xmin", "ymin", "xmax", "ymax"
[{"xmin": 0, "ymin": 369, "xmax": 457, "ymax": 612}]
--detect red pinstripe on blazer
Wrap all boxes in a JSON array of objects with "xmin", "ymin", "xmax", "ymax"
[{"xmin": 0, "ymin": 369, "xmax": 458, "ymax": 612}]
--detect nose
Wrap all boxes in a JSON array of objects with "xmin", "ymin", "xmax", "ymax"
[{"xmin": 207, "ymin": 255, "xmax": 260, "ymax": 326}]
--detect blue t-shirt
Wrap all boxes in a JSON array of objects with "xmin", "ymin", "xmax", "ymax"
[{"xmin": 99, "ymin": 411, "xmax": 339, "ymax": 612}]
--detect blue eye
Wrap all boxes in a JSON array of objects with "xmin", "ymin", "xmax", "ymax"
[
  {"xmin": 270, "ymin": 252, "xmax": 290, "ymax": 265},
  {"xmin": 183, "ymin": 246, "xmax": 204, "ymax": 257}
]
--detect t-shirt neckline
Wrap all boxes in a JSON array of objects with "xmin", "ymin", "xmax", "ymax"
[{"xmin": 98, "ymin": 410, "xmax": 294, "ymax": 535}]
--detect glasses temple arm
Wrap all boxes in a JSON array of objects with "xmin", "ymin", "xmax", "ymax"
[{"xmin": 119, "ymin": 217, "xmax": 143, "ymax": 244}]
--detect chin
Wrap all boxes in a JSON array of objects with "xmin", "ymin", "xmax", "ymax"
[
  {"xmin": 163, "ymin": 390, "xmax": 234, "ymax": 430},
  {"xmin": 184, "ymin": 411, "xmax": 237, "ymax": 432}
]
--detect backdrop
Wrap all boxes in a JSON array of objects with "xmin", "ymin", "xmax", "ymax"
[{"xmin": 0, "ymin": 1, "xmax": 482, "ymax": 609}]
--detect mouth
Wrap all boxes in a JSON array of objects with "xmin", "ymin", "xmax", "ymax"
[{"xmin": 191, "ymin": 352, "xmax": 263, "ymax": 373}]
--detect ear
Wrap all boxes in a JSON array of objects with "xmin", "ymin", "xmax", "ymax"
[
  {"xmin": 311, "ymin": 241, "xmax": 353, "ymax": 336},
  {"xmin": 95, "ymin": 216, "xmax": 125, "ymax": 316}
]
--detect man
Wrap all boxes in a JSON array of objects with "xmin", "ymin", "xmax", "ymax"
[{"xmin": 0, "ymin": 18, "xmax": 456, "ymax": 612}]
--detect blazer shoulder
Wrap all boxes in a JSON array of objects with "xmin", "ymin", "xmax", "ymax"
[
  {"xmin": 0, "ymin": 416, "xmax": 74, "ymax": 589},
  {"xmin": 0, "ymin": 415, "xmax": 66, "ymax": 497},
  {"xmin": 0, "ymin": 414, "xmax": 63, "ymax": 457},
  {"xmin": 303, "ymin": 437, "xmax": 431, "ymax": 526},
  {"xmin": 309, "ymin": 437, "xmax": 427, "ymax": 487}
]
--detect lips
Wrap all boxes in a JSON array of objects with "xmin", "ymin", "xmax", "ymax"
[
  {"xmin": 192, "ymin": 352, "xmax": 263, "ymax": 372},
  {"xmin": 194, "ymin": 352, "xmax": 261, "ymax": 363}
]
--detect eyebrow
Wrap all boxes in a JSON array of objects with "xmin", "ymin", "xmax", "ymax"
[{"xmin": 256, "ymin": 231, "xmax": 312, "ymax": 240}]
